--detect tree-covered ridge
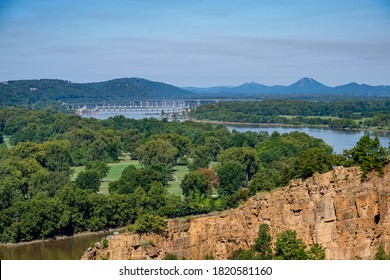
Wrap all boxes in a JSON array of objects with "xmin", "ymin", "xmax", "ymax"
[
  {"xmin": 0, "ymin": 78, "xmax": 193, "ymax": 108},
  {"xmin": 190, "ymin": 99, "xmax": 390, "ymax": 129},
  {"xmin": 0, "ymin": 108, "xmax": 388, "ymax": 243}
]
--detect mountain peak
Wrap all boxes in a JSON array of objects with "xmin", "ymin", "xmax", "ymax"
[{"xmin": 288, "ymin": 77, "xmax": 328, "ymax": 89}]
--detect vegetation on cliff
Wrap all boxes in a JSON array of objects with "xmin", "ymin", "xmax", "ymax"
[{"xmin": 229, "ymin": 224, "xmax": 326, "ymax": 260}]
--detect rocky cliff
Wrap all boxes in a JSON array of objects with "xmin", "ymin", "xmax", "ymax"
[{"xmin": 82, "ymin": 165, "xmax": 390, "ymax": 260}]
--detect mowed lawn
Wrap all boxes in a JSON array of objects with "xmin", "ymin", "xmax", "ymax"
[
  {"xmin": 3, "ymin": 136, "xmax": 11, "ymax": 148},
  {"xmin": 167, "ymin": 165, "xmax": 189, "ymax": 196},
  {"xmin": 71, "ymin": 157, "xmax": 141, "ymax": 194},
  {"xmin": 71, "ymin": 156, "xmax": 189, "ymax": 196}
]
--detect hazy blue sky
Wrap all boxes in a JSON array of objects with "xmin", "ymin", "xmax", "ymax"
[{"xmin": 0, "ymin": 0, "xmax": 389, "ymax": 86}]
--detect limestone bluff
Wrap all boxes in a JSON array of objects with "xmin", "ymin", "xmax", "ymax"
[{"xmin": 83, "ymin": 164, "xmax": 390, "ymax": 260}]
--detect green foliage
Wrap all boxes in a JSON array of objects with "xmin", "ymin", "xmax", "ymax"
[
  {"xmin": 140, "ymin": 239, "xmax": 155, "ymax": 247},
  {"xmin": 109, "ymin": 164, "xmax": 171, "ymax": 194},
  {"xmin": 375, "ymin": 246, "xmax": 390, "ymax": 260},
  {"xmin": 344, "ymin": 135, "xmax": 388, "ymax": 178},
  {"xmin": 291, "ymin": 148, "xmax": 335, "ymax": 179},
  {"xmin": 188, "ymin": 146, "xmax": 212, "ymax": 171},
  {"xmin": 101, "ymin": 237, "xmax": 109, "ymax": 249},
  {"xmin": 85, "ymin": 160, "xmax": 110, "ymax": 180},
  {"xmin": 306, "ymin": 243, "xmax": 326, "ymax": 260},
  {"xmin": 163, "ymin": 253, "xmax": 178, "ymax": 260},
  {"xmin": 204, "ymin": 253, "xmax": 215, "ymax": 260},
  {"xmin": 180, "ymin": 172, "xmax": 209, "ymax": 196},
  {"xmin": 217, "ymin": 161, "xmax": 246, "ymax": 195},
  {"xmin": 191, "ymin": 100, "xmax": 390, "ymax": 129},
  {"xmin": 230, "ymin": 225, "xmax": 326, "ymax": 260},
  {"xmin": 274, "ymin": 230, "xmax": 308, "ymax": 260},
  {"xmin": 136, "ymin": 138, "xmax": 178, "ymax": 166},
  {"xmin": 253, "ymin": 224, "xmax": 273, "ymax": 260},
  {"xmin": 75, "ymin": 170, "xmax": 100, "ymax": 192},
  {"xmin": 218, "ymin": 147, "xmax": 258, "ymax": 182},
  {"xmin": 184, "ymin": 190, "xmax": 214, "ymax": 215},
  {"xmin": 229, "ymin": 223, "xmax": 272, "ymax": 260},
  {"xmin": 229, "ymin": 248, "xmax": 258, "ymax": 260},
  {"xmin": 133, "ymin": 214, "xmax": 166, "ymax": 235}
]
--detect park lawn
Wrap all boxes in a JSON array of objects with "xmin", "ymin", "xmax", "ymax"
[
  {"xmin": 167, "ymin": 165, "xmax": 189, "ymax": 196},
  {"xmin": 71, "ymin": 157, "xmax": 142, "ymax": 194},
  {"xmin": 99, "ymin": 158, "xmax": 141, "ymax": 194},
  {"xmin": 3, "ymin": 136, "xmax": 11, "ymax": 148}
]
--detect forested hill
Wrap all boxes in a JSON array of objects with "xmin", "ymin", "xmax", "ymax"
[{"xmin": 0, "ymin": 78, "xmax": 194, "ymax": 108}]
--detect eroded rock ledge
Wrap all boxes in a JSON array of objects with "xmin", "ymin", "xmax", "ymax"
[{"xmin": 82, "ymin": 165, "xmax": 390, "ymax": 260}]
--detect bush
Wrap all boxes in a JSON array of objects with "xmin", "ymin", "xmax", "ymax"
[{"xmin": 133, "ymin": 214, "xmax": 166, "ymax": 236}]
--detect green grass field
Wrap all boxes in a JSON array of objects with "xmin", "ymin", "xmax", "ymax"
[
  {"xmin": 3, "ymin": 136, "xmax": 11, "ymax": 148},
  {"xmin": 99, "ymin": 158, "xmax": 141, "ymax": 194},
  {"xmin": 167, "ymin": 165, "xmax": 189, "ymax": 196},
  {"xmin": 71, "ymin": 157, "xmax": 141, "ymax": 194},
  {"xmin": 70, "ymin": 155, "xmax": 190, "ymax": 196}
]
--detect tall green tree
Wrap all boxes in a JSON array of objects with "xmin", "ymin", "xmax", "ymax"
[
  {"xmin": 75, "ymin": 170, "xmax": 100, "ymax": 192},
  {"xmin": 253, "ymin": 223, "xmax": 273, "ymax": 260},
  {"xmin": 274, "ymin": 230, "xmax": 307, "ymax": 260},
  {"xmin": 136, "ymin": 139, "xmax": 178, "ymax": 166},
  {"xmin": 217, "ymin": 161, "xmax": 246, "ymax": 195},
  {"xmin": 180, "ymin": 172, "xmax": 209, "ymax": 196},
  {"xmin": 345, "ymin": 135, "xmax": 388, "ymax": 177},
  {"xmin": 85, "ymin": 160, "xmax": 110, "ymax": 180},
  {"xmin": 218, "ymin": 147, "xmax": 258, "ymax": 183}
]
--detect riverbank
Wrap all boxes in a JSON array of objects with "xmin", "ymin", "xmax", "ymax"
[
  {"xmin": 190, "ymin": 118, "xmax": 390, "ymax": 132},
  {"xmin": 0, "ymin": 227, "xmax": 125, "ymax": 247}
]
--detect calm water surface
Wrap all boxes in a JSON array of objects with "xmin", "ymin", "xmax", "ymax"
[{"xmin": 0, "ymin": 232, "xmax": 111, "ymax": 260}]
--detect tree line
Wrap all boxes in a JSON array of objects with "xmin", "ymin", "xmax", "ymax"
[{"xmin": 190, "ymin": 99, "xmax": 390, "ymax": 129}]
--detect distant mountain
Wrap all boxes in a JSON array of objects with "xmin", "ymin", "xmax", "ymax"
[
  {"xmin": 0, "ymin": 77, "xmax": 194, "ymax": 107},
  {"xmin": 286, "ymin": 77, "xmax": 330, "ymax": 93},
  {"xmin": 181, "ymin": 86, "xmax": 234, "ymax": 94},
  {"xmin": 183, "ymin": 77, "xmax": 390, "ymax": 96},
  {"xmin": 84, "ymin": 78, "xmax": 193, "ymax": 99}
]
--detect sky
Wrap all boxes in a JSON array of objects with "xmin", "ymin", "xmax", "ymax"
[{"xmin": 0, "ymin": 0, "xmax": 389, "ymax": 86}]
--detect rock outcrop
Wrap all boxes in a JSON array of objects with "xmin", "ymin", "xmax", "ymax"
[{"xmin": 82, "ymin": 165, "xmax": 390, "ymax": 260}]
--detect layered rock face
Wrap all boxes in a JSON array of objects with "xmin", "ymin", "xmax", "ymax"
[{"xmin": 82, "ymin": 165, "xmax": 390, "ymax": 260}]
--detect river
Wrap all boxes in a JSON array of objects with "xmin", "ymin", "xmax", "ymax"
[{"xmin": 0, "ymin": 232, "xmax": 112, "ymax": 260}]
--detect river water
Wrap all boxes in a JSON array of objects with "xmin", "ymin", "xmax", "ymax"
[{"xmin": 0, "ymin": 232, "xmax": 112, "ymax": 260}]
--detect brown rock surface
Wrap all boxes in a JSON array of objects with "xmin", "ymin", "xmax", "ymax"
[{"xmin": 82, "ymin": 164, "xmax": 390, "ymax": 260}]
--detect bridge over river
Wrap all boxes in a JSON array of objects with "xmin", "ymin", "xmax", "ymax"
[{"xmin": 64, "ymin": 99, "xmax": 260, "ymax": 116}]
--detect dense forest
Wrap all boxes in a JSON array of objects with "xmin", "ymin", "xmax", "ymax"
[
  {"xmin": 0, "ymin": 108, "xmax": 388, "ymax": 243},
  {"xmin": 190, "ymin": 100, "xmax": 390, "ymax": 129}
]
